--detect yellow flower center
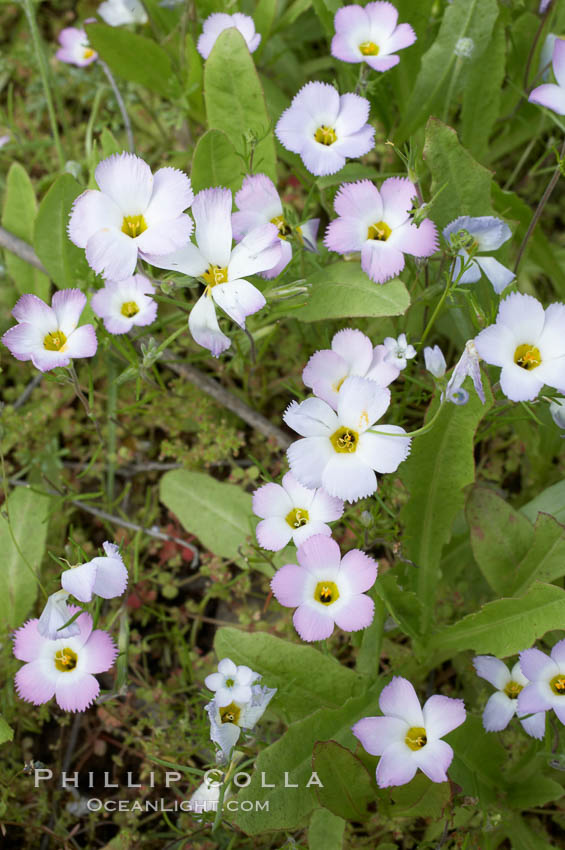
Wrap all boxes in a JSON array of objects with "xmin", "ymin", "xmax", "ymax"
[
  {"xmin": 514, "ymin": 343, "xmax": 541, "ymax": 371},
  {"xmin": 504, "ymin": 680, "xmax": 523, "ymax": 699},
  {"xmin": 405, "ymin": 726, "xmax": 427, "ymax": 751},
  {"xmin": 285, "ymin": 507, "xmax": 309, "ymax": 529},
  {"xmin": 43, "ymin": 330, "xmax": 67, "ymax": 352},
  {"xmin": 54, "ymin": 647, "xmax": 78, "ymax": 672},
  {"xmin": 359, "ymin": 41, "xmax": 379, "ymax": 56},
  {"xmin": 314, "ymin": 125, "xmax": 337, "ymax": 146},
  {"xmin": 220, "ymin": 702, "xmax": 241, "ymax": 725},
  {"xmin": 367, "ymin": 220, "xmax": 392, "ymax": 241},
  {"xmin": 83, "ymin": 48, "xmax": 95, "ymax": 59},
  {"xmin": 550, "ymin": 674, "xmax": 565, "ymax": 696},
  {"xmin": 203, "ymin": 265, "xmax": 229, "ymax": 289},
  {"xmin": 314, "ymin": 581, "xmax": 340, "ymax": 605},
  {"xmin": 121, "ymin": 301, "xmax": 139, "ymax": 318},
  {"xmin": 121, "ymin": 214, "xmax": 147, "ymax": 238},
  {"xmin": 330, "ymin": 427, "xmax": 359, "ymax": 453},
  {"xmin": 271, "ymin": 215, "xmax": 292, "ymax": 240}
]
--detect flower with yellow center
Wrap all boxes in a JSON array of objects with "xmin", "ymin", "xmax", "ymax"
[
  {"xmin": 91, "ymin": 275, "xmax": 157, "ymax": 336},
  {"xmin": 518, "ymin": 639, "xmax": 565, "ymax": 733},
  {"xmin": 474, "ymin": 655, "xmax": 547, "ymax": 739},
  {"xmin": 205, "ymin": 683, "xmax": 277, "ymax": 762},
  {"xmin": 331, "ymin": 3, "xmax": 416, "ymax": 71}
]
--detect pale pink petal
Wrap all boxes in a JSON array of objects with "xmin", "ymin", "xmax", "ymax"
[
  {"xmin": 497, "ymin": 292, "xmax": 546, "ymax": 340},
  {"xmin": 271, "ymin": 563, "xmax": 312, "ymax": 606},
  {"xmin": 413, "ymin": 739, "xmax": 453, "ymax": 783},
  {"xmin": 51, "ymin": 289, "xmax": 86, "ymax": 335},
  {"xmin": 144, "ymin": 167, "xmax": 193, "ymax": 225},
  {"xmin": 192, "ymin": 187, "xmax": 233, "ymax": 268},
  {"xmin": 293, "ymin": 604, "xmax": 334, "ymax": 641},
  {"xmin": 337, "ymin": 375, "xmax": 390, "ymax": 431},
  {"xmin": 520, "ymin": 647, "xmax": 558, "ymax": 681},
  {"xmin": 388, "ymin": 219, "xmax": 438, "ymax": 258},
  {"xmin": 281, "ymin": 471, "xmax": 316, "ymax": 509},
  {"xmin": 473, "ymin": 655, "xmax": 510, "ymax": 689},
  {"xmin": 332, "ymin": 124, "xmax": 374, "ymax": 159},
  {"xmin": 212, "ymin": 280, "xmax": 266, "ymax": 327},
  {"xmin": 381, "ymin": 22, "xmax": 416, "ymax": 54},
  {"xmin": 357, "ymin": 427, "xmax": 411, "ymax": 473},
  {"xmin": 517, "ymin": 683, "xmax": 553, "ymax": 715},
  {"xmin": 252, "ymin": 482, "xmax": 292, "ymax": 518},
  {"xmin": 379, "ymin": 676, "xmax": 424, "ymax": 726},
  {"xmin": 234, "ymin": 174, "xmax": 281, "ymax": 223},
  {"xmin": 283, "ymin": 397, "xmax": 338, "ymax": 436},
  {"xmin": 287, "ymin": 436, "xmax": 334, "ymax": 489},
  {"xmin": 302, "ymin": 350, "xmax": 349, "ymax": 408},
  {"xmin": 68, "ymin": 190, "xmax": 122, "ymax": 248},
  {"xmin": 61, "ymin": 562, "xmax": 97, "ymax": 602},
  {"xmin": 324, "ymin": 216, "xmax": 366, "ymax": 254},
  {"xmin": 333, "ymin": 328, "xmax": 374, "ymax": 373},
  {"xmin": 361, "ymin": 239, "xmax": 405, "ymax": 283},
  {"xmin": 551, "ymin": 639, "xmax": 565, "ymax": 665},
  {"xmin": 300, "ymin": 140, "xmax": 345, "ymax": 177},
  {"xmin": 529, "ymin": 83, "xmax": 565, "ymax": 115},
  {"xmin": 365, "ymin": 54, "xmax": 400, "ymax": 72},
  {"xmin": 321, "ymin": 454, "xmax": 377, "ymax": 502},
  {"xmin": 339, "ymin": 549, "xmax": 378, "ymax": 593},
  {"xmin": 95, "ymin": 153, "xmax": 153, "ymax": 216},
  {"xmin": 380, "ymin": 177, "xmax": 417, "ymax": 227},
  {"xmin": 13, "ymin": 619, "xmax": 45, "ymax": 662},
  {"xmin": 82, "ymin": 629, "xmax": 118, "ymax": 673},
  {"xmin": 474, "ymin": 324, "xmax": 515, "ymax": 367},
  {"xmin": 90, "ymin": 556, "xmax": 128, "ymax": 599},
  {"xmin": 276, "ymin": 103, "xmax": 311, "ymax": 155},
  {"xmin": 261, "ymin": 239, "xmax": 292, "ymax": 278},
  {"xmin": 334, "ymin": 179, "xmax": 382, "ymax": 222},
  {"xmin": 31, "ymin": 348, "xmax": 72, "ymax": 372},
  {"xmin": 256, "ymin": 517, "xmax": 293, "ymax": 551},
  {"xmin": 552, "ymin": 38, "xmax": 565, "ymax": 88},
  {"xmin": 519, "ymin": 711, "xmax": 546, "ymax": 739},
  {"xmin": 482, "ymin": 692, "xmax": 515, "ymax": 731},
  {"xmin": 352, "ymin": 715, "xmax": 406, "ymax": 756},
  {"xmin": 296, "ymin": 533, "xmax": 341, "ymax": 574},
  {"xmin": 366, "ymin": 345, "xmax": 401, "ymax": 386},
  {"xmin": 499, "ymin": 365, "xmax": 544, "ymax": 402},
  {"xmin": 85, "ymin": 227, "xmax": 138, "ymax": 281},
  {"xmin": 333, "ymin": 593, "xmax": 374, "ymax": 632},
  {"xmin": 136, "ymin": 215, "xmax": 193, "ymax": 256},
  {"xmin": 308, "ymin": 487, "xmax": 344, "ymax": 522},
  {"xmin": 334, "ymin": 93, "xmax": 370, "ymax": 136},
  {"xmin": 188, "ymin": 292, "xmax": 231, "ymax": 357},
  {"xmin": 64, "ymin": 325, "xmax": 98, "ymax": 361},
  {"xmin": 227, "ymin": 223, "xmax": 280, "ymax": 279},
  {"xmin": 423, "ymin": 695, "xmax": 466, "ymax": 737},
  {"xmin": 293, "ymin": 520, "xmax": 331, "ymax": 545},
  {"xmin": 12, "ymin": 293, "xmax": 55, "ymax": 328},
  {"xmin": 376, "ymin": 742, "xmax": 417, "ymax": 787},
  {"xmin": 144, "ymin": 241, "xmax": 208, "ymax": 277},
  {"xmin": 56, "ymin": 672, "xmax": 100, "ymax": 711},
  {"xmin": 366, "ymin": 1, "xmax": 399, "ymax": 39},
  {"xmin": 15, "ymin": 660, "xmax": 57, "ymax": 705}
]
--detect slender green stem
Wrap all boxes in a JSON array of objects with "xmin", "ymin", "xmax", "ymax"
[
  {"xmin": 442, "ymin": 56, "xmax": 463, "ymax": 123},
  {"xmin": 420, "ymin": 272, "xmax": 452, "ymax": 346},
  {"xmin": 99, "ymin": 60, "xmax": 134, "ymax": 152},
  {"xmin": 368, "ymin": 393, "xmax": 446, "ymax": 439},
  {"xmin": 106, "ymin": 355, "xmax": 118, "ymax": 504},
  {"xmin": 21, "ymin": 0, "xmax": 65, "ymax": 169}
]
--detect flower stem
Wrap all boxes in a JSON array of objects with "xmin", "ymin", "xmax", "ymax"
[
  {"xmin": 68, "ymin": 364, "xmax": 103, "ymax": 443},
  {"xmin": 514, "ymin": 136, "xmax": 565, "ymax": 274},
  {"xmin": 99, "ymin": 60, "xmax": 134, "ymax": 153},
  {"xmin": 21, "ymin": 0, "xmax": 65, "ymax": 169}
]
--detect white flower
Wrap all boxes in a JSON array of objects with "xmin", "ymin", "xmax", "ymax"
[
  {"xmin": 284, "ymin": 376, "xmax": 411, "ymax": 503},
  {"xmin": 474, "ymin": 292, "xmax": 565, "ymax": 402},
  {"xmin": 61, "ymin": 542, "xmax": 128, "ymax": 603},
  {"xmin": 68, "ymin": 153, "xmax": 193, "ymax": 281},
  {"xmin": 190, "ymin": 778, "xmax": 221, "ymax": 813},
  {"xmin": 206, "ymin": 684, "xmax": 276, "ymax": 762},
  {"xmin": 550, "ymin": 396, "xmax": 565, "ymax": 429},
  {"xmin": 204, "ymin": 658, "xmax": 260, "ymax": 708},
  {"xmin": 97, "ymin": 0, "xmax": 148, "ymax": 26},
  {"xmin": 473, "ymin": 655, "xmax": 546, "ymax": 739},
  {"xmin": 91, "ymin": 275, "xmax": 157, "ymax": 335},
  {"xmin": 423, "ymin": 345, "xmax": 446, "ymax": 378},
  {"xmin": 382, "ymin": 333, "xmax": 416, "ymax": 370},
  {"xmin": 37, "ymin": 590, "xmax": 81, "ymax": 641},
  {"xmin": 518, "ymin": 639, "xmax": 565, "ymax": 727},
  {"xmin": 197, "ymin": 13, "xmax": 260, "ymax": 59},
  {"xmin": 144, "ymin": 187, "xmax": 281, "ymax": 357}
]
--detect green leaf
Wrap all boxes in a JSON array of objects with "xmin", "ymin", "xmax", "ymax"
[
  {"xmin": 503, "ymin": 815, "xmax": 557, "ymax": 850},
  {"xmin": 506, "ymin": 775, "xmax": 564, "ymax": 810},
  {"xmin": 312, "ymin": 741, "xmax": 375, "ymax": 822},
  {"xmin": 214, "ymin": 627, "xmax": 367, "ymax": 723},
  {"xmin": 512, "ymin": 513, "xmax": 565, "ymax": 595},
  {"xmin": 308, "ymin": 809, "xmax": 345, "ymax": 850},
  {"xmin": 374, "ymin": 571, "xmax": 423, "ymax": 643},
  {"xmin": 426, "ymin": 582, "xmax": 565, "ymax": 660},
  {"xmin": 191, "ymin": 129, "xmax": 244, "ymax": 194},
  {"xmin": 100, "ymin": 128, "xmax": 122, "ymax": 158},
  {"xmin": 204, "ymin": 28, "xmax": 277, "ymax": 183},
  {"xmin": 0, "ymin": 487, "xmax": 51, "ymax": 629},
  {"xmin": 390, "ymin": 774, "xmax": 451, "ymax": 818},
  {"xmin": 159, "ymin": 470, "xmax": 253, "ymax": 561},
  {"xmin": 294, "ymin": 262, "xmax": 410, "ymax": 322},
  {"xmin": 461, "ymin": 21, "xmax": 505, "ymax": 162},
  {"xmin": 423, "ymin": 118, "xmax": 494, "ymax": 230},
  {"xmin": 254, "ymin": 0, "xmax": 278, "ymax": 52},
  {"xmin": 447, "ymin": 715, "xmax": 508, "ymax": 804},
  {"xmin": 400, "ymin": 381, "xmax": 492, "ymax": 631},
  {"xmin": 466, "ymin": 486, "xmax": 534, "ymax": 596},
  {"xmin": 1, "ymin": 163, "xmax": 49, "ymax": 300},
  {"xmin": 184, "ymin": 32, "xmax": 205, "ymax": 123},
  {"xmin": 521, "ymin": 479, "xmax": 565, "ymax": 525},
  {"xmin": 33, "ymin": 174, "xmax": 91, "ymax": 289},
  {"xmin": 0, "ymin": 714, "xmax": 14, "ymax": 746},
  {"xmin": 311, "ymin": 0, "xmax": 340, "ymax": 36},
  {"xmin": 85, "ymin": 23, "xmax": 180, "ymax": 98},
  {"xmin": 395, "ymin": 0, "xmax": 500, "ymax": 143},
  {"xmin": 235, "ymin": 691, "xmax": 378, "ymax": 834}
]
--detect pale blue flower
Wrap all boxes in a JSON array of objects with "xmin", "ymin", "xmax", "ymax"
[
  {"xmin": 444, "ymin": 340, "xmax": 485, "ymax": 405},
  {"xmin": 423, "ymin": 345, "xmax": 446, "ymax": 378},
  {"xmin": 443, "ymin": 215, "xmax": 515, "ymax": 294}
]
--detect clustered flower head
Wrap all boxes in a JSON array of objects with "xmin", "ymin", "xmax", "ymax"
[
  {"xmin": 271, "ymin": 535, "xmax": 377, "ymax": 641},
  {"xmin": 56, "ymin": 28, "xmax": 97, "ymax": 67},
  {"xmin": 204, "ymin": 657, "xmax": 276, "ymax": 762},
  {"xmin": 197, "ymin": 12, "xmax": 261, "ymax": 59},
  {"xmin": 331, "ymin": 2, "xmax": 416, "ymax": 71},
  {"xmin": 353, "ymin": 676, "xmax": 466, "ymax": 788},
  {"xmin": 443, "ymin": 216, "xmax": 515, "ymax": 294},
  {"xmin": 324, "ymin": 179, "xmax": 438, "ymax": 283},
  {"xmin": 252, "ymin": 472, "xmax": 344, "ymax": 551},
  {"xmin": 276, "ymin": 82, "xmax": 374, "ymax": 176},
  {"xmin": 232, "ymin": 174, "xmax": 319, "ymax": 278},
  {"xmin": 474, "ymin": 292, "xmax": 565, "ymax": 402}
]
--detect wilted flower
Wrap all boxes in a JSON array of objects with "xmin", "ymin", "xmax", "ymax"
[
  {"xmin": 56, "ymin": 28, "xmax": 97, "ymax": 67},
  {"xmin": 13, "ymin": 610, "xmax": 117, "ymax": 712},
  {"xmin": 206, "ymin": 684, "xmax": 276, "ymax": 762},
  {"xmin": 382, "ymin": 333, "xmax": 416, "ymax": 370},
  {"xmin": 303, "ymin": 328, "xmax": 400, "ymax": 410},
  {"xmin": 61, "ymin": 542, "xmax": 128, "ymax": 603},
  {"xmin": 271, "ymin": 535, "xmax": 377, "ymax": 642},
  {"xmin": 324, "ymin": 179, "xmax": 438, "ymax": 283},
  {"xmin": 423, "ymin": 345, "xmax": 446, "ymax": 378},
  {"xmin": 443, "ymin": 216, "xmax": 515, "ymax": 294},
  {"xmin": 444, "ymin": 340, "xmax": 485, "ymax": 405},
  {"xmin": 37, "ymin": 590, "xmax": 81, "ymax": 641},
  {"xmin": 232, "ymin": 174, "xmax": 319, "ymax": 278},
  {"xmin": 331, "ymin": 2, "xmax": 416, "ymax": 71},
  {"xmin": 2, "ymin": 290, "xmax": 97, "ymax": 373},
  {"xmin": 69, "ymin": 153, "xmax": 193, "ymax": 281},
  {"xmin": 352, "ymin": 676, "xmax": 466, "ymax": 787},
  {"xmin": 144, "ymin": 188, "xmax": 281, "ymax": 357},
  {"xmin": 91, "ymin": 275, "xmax": 157, "ymax": 334},
  {"xmin": 518, "ymin": 639, "xmax": 565, "ymax": 726},
  {"xmin": 473, "ymin": 655, "xmax": 546, "ymax": 739},
  {"xmin": 284, "ymin": 376, "xmax": 411, "ymax": 503},
  {"xmin": 97, "ymin": 0, "xmax": 147, "ymax": 26},
  {"xmin": 276, "ymin": 82, "xmax": 374, "ymax": 177},
  {"xmin": 474, "ymin": 293, "xmax": 565, "ymax": 402},
  {"xmin": 205, "ymin": 658, "xmax": 260, "ymax": 708},
  {"xmin": 197, "ymin": 13, "xmax": 260, "ymax": 59},
  {"xmin": 529, "ymin": 36, "xmax": 565, "ymax": 114},
  {"xmin": 253, "ymin": 472, "xmax": 344, "ymax": 551}
]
